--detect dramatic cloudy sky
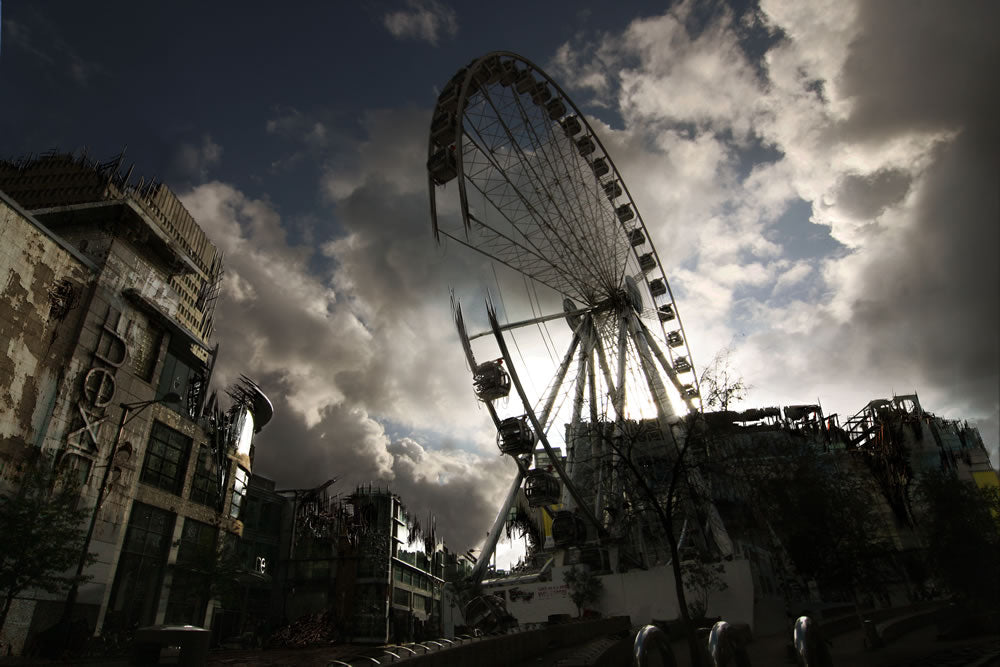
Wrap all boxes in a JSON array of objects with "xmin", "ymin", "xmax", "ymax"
[{"xmin": 2, "ymin": 1, "xmax": 996, "ymax": 557}]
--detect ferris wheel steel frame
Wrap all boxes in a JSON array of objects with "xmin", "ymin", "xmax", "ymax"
[
  {"xmin": 427, "ymin": 52, "xmax": 703, "ymax": 582},
  {"xmin": 428, "ymin": 51, "xmax": 700, "ymax": 406}
]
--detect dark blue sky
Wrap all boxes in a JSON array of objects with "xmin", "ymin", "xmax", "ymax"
[{"xmin": 1, "ymin": 1, "xmax": 688, "ymax": 216}]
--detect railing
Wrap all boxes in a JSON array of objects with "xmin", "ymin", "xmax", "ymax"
[
  {"xmin": 793, "ymin": 616, "xmax": 833, "ymax": 667},
  {"xmin": 631, "ymin": 615, "xmax": 836, "ymax": 667},
  {"xmin": 631, "ymin": 624, "xmax": 677, "ymax": 667},
  {"xmin": 327, "ymin": 633, "xmax": 484, "ymax": 665},
  {"xmin": 707, "ymin": 620, "xmax": 752, "ymax": 667}
]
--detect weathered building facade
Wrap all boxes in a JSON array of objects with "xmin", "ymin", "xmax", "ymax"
[
  {"xmin": 238, "ymin": 478, "xmax": 460, "ymax": 645},
  {"xmin": 700, "ymin": 395, "xmax": 998, "ymax": 611},
  {"xmin": 0, "ymin": 152, "xmax": 270, "ymax": 654}
]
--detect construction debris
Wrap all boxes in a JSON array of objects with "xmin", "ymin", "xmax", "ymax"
[{"xmin": 265, "ymin": 610, "xmax": 338, "ymax": 649}]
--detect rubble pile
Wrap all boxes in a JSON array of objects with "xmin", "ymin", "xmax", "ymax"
[{"xmin": 266, "ymin": 610, "xmax": 339, "ymax": 648}]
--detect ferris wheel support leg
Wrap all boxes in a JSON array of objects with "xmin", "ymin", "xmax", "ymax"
[
  {"xmin": 565, "ymin": 335, "xmax": 589, "ymax": 497},
  {"xmin": 470, "ymin": 468, "xmax": 526, "ymax": 584},
  {"xmin": 606, "ymin": 316, "xmax": 629, "ymax": 510},
  {"xmin": 459, "ymin": 296, "xmax": 575, "ymax": 583},
  {"xmin": 428, "ymin": 175, "xmax": 441, "ymax": 244},
  {"xmin": 615, "ymin": 315, "xmax": 628, "ymax": 418},
  {"xmin": 592, "ymin": 333, "xmax": 620, "ymax": 417},
  {"xmin": 637, "ymin": 319, "xmax": 697, "ymax": 414},
  {"xmin": 564, "ymin": 320, "xmax": 599, "ymax": 510},
  {"xmin": 586, "ymin": 341, "xmax": 605, "ymax": 524},
  {"xmin": 626, "ymin": 313, "xmax": 679, "ymax": 426},
  {"xmin": 487, "ymin": 300, "xmax": 606, "ymax": 539},
  {"xmin": 537, "ymin": 325, "xmax": 583, "ymax": 432},
  {"xmin": 626, "ymin": 312, "xmax": 683, "ymax": 462}
]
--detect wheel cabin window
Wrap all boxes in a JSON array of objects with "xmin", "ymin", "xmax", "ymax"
[{"xmin": 141, "ymin": 421, "xmax": 192, "ymax": 496}]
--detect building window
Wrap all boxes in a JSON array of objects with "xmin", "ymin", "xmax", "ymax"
[
  {"xmin": 393, "ymin": 587, "xmax": 410, "ymax": 607},
  {"xmin": 189, "ymin": 446, "xmax": 220, "ymax": 508},
  {"xmin": 141, "ymin": 421, "xmax": 192, "ymax": 495},
  {"xmin": 176, "ymin": 518, "xmax": 218, "ymax": 565},
  {"xmin": 230, "ymin": 467, "xmax": 248, "ymax": 519},
  {"xmin": 165, "ymin": 518, "xmax": 217, "ymax": 625},
  {"xmin": 60, "ymin": 453, "xmax": 93, "ymax": 487},
  {"xmin": 157, "ymin": 349, "xmax": 195, "ymax": 401},
  {"xmin": 242, "ymin": 495, "xmax": 261, "ymax": 531},
  {"xmin": 259, "ymin": 500, "xmax": 281, "ymax": 535},
  {"xmin": 106, "ymin": 503, "xmax": 175, "ymax": 631}
]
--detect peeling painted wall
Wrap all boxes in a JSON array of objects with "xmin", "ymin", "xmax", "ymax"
[{"xmin": 0, "ymin": 195, "xmax": 93, "ymax": 484}]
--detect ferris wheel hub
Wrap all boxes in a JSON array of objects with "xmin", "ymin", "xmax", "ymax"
[{"xmin": 623, "ymin": 276, "xmax": 644, "ymax": 314}]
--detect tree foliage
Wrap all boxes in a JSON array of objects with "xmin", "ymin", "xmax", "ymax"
[
  {"xmin": 562, "ymin": 566, "xmax": 602, "ymax": 617},
  {"xmin": 0, "ymin": 453, "xmax": 94, "ymax": 630},
  {"xmin": 749, "ymin": 443, "xmax": 893, "ymax": 601},
  {"xmin": 916, "ymin": 470, "xmax": 1000, "ymax": 608}
]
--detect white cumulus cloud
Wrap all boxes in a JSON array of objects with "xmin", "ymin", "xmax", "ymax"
[{"xmin": 383, "ymin": 0, "xmax": 458, "ymax": 46}]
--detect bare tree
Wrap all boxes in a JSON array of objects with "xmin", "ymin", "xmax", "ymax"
[{"xmin": 699, "ymin": 344, "xmax": 749, "ymax": 411}]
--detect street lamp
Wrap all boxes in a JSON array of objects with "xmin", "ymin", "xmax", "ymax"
[{"xmin": 60, "ymin": 392, "xmax": 182, "ymax": 630}]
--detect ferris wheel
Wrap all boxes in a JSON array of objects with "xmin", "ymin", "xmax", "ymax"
[{"xmin": 427, "ymin": 52, "xmax": 703, "ymax": 580}]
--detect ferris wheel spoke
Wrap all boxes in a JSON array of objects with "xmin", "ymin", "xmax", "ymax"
[
  {"xmin": 467, "ymin": 304, "xmax": 593, "ymax": 341},
  {"xmin": 463, "ymin": 110, "xmax": 589, "ymax": 285},
  {"xmin": 441, "ymin": 228, "xmax": 571, "ymax": 300},
  {"xmin": 468, "ymin": 90, "xmax": 612, "ymax": 298},
  {"xmin": 463, "ymin": 176, "xmax": 583, "ymax": 295},
  {"xmin": 462, "ymin": 128, "xmax": 595, "ymax": 299},
  {"xmin": 503, "ymin": 88, "xmax": 622, "ymax": 290},
  {"xmin": 513, "ymin": 106, "xmax": 623, "ymax": 297}
]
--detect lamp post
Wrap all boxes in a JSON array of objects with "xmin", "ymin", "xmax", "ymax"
[{"xmin": 60, "ymin": 392, "xmax": 182, "ymax": 630}]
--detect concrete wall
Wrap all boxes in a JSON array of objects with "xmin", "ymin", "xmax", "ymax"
[{"xmin": 497, "ymin": 559, "xmax": 755, "ymax": 630}]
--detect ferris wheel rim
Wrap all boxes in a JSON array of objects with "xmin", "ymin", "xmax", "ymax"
[{"xmin": 427, "ymin": 50, "xmax": 703, "ymax": 410}]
